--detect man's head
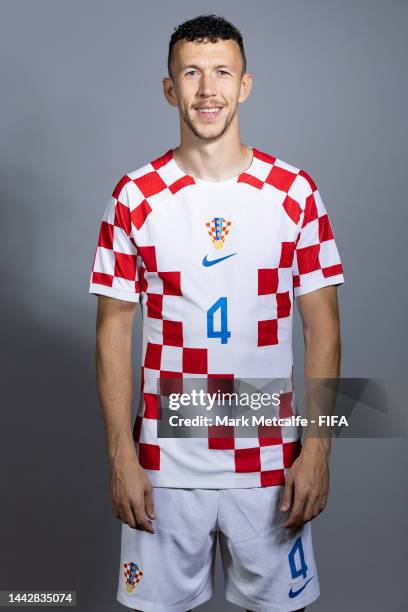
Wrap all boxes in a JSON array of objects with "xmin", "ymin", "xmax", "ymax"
[
  {"xmin": 163, "ymin": 14, "xmax": 252, "ymax": 142},
  {"xmin": 167, "ymin": 14, "xmax": 247, "ymax": 80}
]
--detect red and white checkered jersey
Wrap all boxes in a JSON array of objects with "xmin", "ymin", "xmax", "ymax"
[{"xmin": 89, "ymin": 147, "xmax": 345, "ymax": 488}]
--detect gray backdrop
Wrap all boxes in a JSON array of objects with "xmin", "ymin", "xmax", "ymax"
[{"xmin": 1, "ymin": 1, "xmax": 407, "ymax": 610}]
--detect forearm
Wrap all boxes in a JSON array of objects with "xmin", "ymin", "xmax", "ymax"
[
  {"xmin": 302, "ymin": 326, "xmax": 341, "ymax": 456},
  {"xmin": 303, "ymin": 321, "xmax": 341, "ymax": 377},
  {"xmin": 283, "ymin": 288, "xmax": 341, "ymax": 524},
  {"xmin": 96, "ymin": 321, "xmax": 138, "ymax": 466}
]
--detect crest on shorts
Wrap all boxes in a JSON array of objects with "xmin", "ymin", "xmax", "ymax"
[
  {"xmin": 205, "ymin": 217, "xmax": 232, "ymax": 250},
  {"xmin": 123, "ymin": 561, "xmax": 143, "ymax": 592}
]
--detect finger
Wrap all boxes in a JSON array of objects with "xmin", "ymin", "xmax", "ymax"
[
  {"xmin": 319, "ymin": 494, "xmax": 328, "ymax": 513},
  {"xmin": 111, "ymin": 502, "xmax": 127, "ymax": 523},
  {"xmin": 137, "ymin": 515, "xmax": 155, "ymax": 534},
  {"xmin": 302, "ymin": 496, "xmax": 318, "ymax": 523},
  {"xmin": 131, "ymin": 504, "xmax": 155, "ymax": 534},
  {"xmin": 121, "ymin": 504, "xmax": 139, "ymax": 529},
  {"xmin": 280, "ymin": 478, "xmax": 294, "ymax": 512},
  {"xmin": 112, "ymin": 503, "xmax": 121, "ymax": 520},
  {"xmin": 314, "ymin": 495, "xmax": 327, "ymax": 516},
  {"xmin": 145, "ymin": 487, "xmax": 156, "ymax": 520},
  {"xmin": 283, "ymin": 491, "xmax": 307, "ymax": 528}
]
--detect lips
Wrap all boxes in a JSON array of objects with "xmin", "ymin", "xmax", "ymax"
[{"xmin": 194, "ymin": 106, "xmax": 223, "ymax": 119}]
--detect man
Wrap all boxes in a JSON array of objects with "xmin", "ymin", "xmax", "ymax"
[{"xmin": 89, "ymin": 14, "xmax": 344, "ymax": 612}]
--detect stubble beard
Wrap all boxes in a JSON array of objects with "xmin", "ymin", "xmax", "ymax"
[{"xmin": 181, "ymin": 104, "xmax": 238, "ymax": 142}]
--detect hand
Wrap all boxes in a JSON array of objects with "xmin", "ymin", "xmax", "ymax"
[
  {"xmin": 110, "ymin": 453, "xmax": 156, "ymax": 534},
  {"xmin": 280, "ymin": 442, "xmax": 329, "ymax": 529}
]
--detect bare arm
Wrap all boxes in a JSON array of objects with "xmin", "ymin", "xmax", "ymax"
[
  {"xmin": 96, "ymin": 295, "xmax": 155, "ymax": 533},
  {"xmin": 280, "ymin": 285, "xmax": 341, "ymax": 528}
]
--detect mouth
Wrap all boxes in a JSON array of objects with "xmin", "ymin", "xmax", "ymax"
[{"xmin": 194, "ymin": 106, "xmax": 223, "ymax": 120}]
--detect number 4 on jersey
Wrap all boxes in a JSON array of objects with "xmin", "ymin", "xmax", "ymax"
[{"xmin": 207, "ymin": 297, "xmax": 231, "ymax": 345}]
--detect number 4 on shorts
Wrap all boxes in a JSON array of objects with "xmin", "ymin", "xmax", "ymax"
[{"xmin": 288, "ymin": 536, "xmax": 308, "ymax": 580}]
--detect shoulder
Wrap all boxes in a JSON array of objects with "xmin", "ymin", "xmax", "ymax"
[
  {"xmin": 251, "ymin": 148, "xmax": 322, "ymax": 230},
  {"xmin": 110, "ymin": 149, "xmax": 173, "ymax": 203},
  {"xmin": 251, "ymin": 147, "xmax": 318, "ymax": 211}
]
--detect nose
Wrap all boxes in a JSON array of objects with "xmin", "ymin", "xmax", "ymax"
[{"xmin": 197, "ymin": 72, "xmax": 217, "ymax": 97}]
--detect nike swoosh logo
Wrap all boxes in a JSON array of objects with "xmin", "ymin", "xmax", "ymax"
[
  {"xmin": 288, "ymin": 576, "xmax": 313, "ymax": 598},
  {"xmin": 202, "ymin": 253, "xmax": 237, "ymax": 267}
]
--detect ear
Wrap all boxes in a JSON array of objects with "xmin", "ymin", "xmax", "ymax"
[
  {"xmin": 238, "ymin": 72, "xmax": 253, "ymax": 103},
  {"xmin": 163, "ymin": 76, "xmax": 179, "ymax": 108}
]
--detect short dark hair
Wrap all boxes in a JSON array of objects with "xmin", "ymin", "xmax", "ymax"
[{"xmin": 168, "ymin": 14, "xmax": 247, "ymax": 79}]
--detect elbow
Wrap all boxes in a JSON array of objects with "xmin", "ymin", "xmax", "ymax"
[{"xmin": 303, "ymin": 318, "xmax": 341, "ymax": 348}]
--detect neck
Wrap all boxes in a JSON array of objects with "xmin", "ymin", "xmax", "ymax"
[{"xmin": 173, "ymin": 137, "xmax": 253, "ymax": 182}]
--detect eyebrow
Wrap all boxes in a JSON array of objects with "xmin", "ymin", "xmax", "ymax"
[{"xmin": 179, "ymin": 64, "xmax": 234, "ymax": 71}]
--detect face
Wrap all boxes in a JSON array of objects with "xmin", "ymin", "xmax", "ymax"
[{"xmin": 164, "ymin": 38, "xmax": 252, "ymax": 142}]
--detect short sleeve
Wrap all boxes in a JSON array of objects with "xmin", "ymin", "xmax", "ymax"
[
  {"xmin": 292, "ymin": 171, "xmax": 345, "ymax": 297},
  {"xmin": 89, "ymin": 175, "xmax": 141, "ymax": 302}
]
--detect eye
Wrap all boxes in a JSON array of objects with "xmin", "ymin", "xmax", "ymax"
[
  {"xmin": 185, "ymin": 70, "xmax": 198, "ymax": 76},
  {"xmin": 217, "ymin": 70, "xmax": 230, "ymax": 75}
]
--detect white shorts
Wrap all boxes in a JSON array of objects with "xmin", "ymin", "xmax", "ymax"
[{"xmin": 117, "ymin": 487, "xmax": 320, "ymax": 612}]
